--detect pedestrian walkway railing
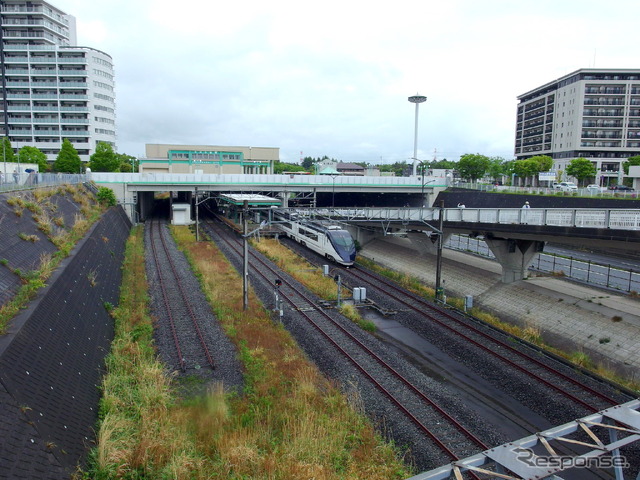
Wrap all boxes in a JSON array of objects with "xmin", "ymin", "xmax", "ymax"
[
  {"xmin": 291, "ymin": 207, "xmax": 640, "ymax": 231},
  {"xmin": 446, "ymin": 234, "xmax": 640, "ymax": 293},
  {"xmin": 0, "ymin": 173, "xmax": 87, "ymax": 193},
  {"xmin": 448, "ymin": 207, "xmax": 640, "ymax": 230}
]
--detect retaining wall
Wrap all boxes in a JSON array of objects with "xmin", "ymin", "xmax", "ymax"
[{"xmin": 0, "ymin": 200, "xmax": 131, "ymax": 478}]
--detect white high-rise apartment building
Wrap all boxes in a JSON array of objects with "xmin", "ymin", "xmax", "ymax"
[
  {"xmin": 0, "ymin": 0, "xmax": 116, "ymax": 163},
  {"xmin": 515, "ymin": 69, "xmax": 640, "ymax": 185}
]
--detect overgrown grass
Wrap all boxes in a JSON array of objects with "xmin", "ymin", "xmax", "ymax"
[
  {"xmin": 356, "ymin": 256, "xmax": 640, "ymax": 394},
  {"xmin": 85, "ymin": 226, "xmax": 412, "ymax": 479},
  {"xmin": 340, "ymin": 303, "xmax": 376, "ymax": 332},
  {"xmin": 252, "ymin": 237, "xmax": 350, "ymax": 302},
  {"xmin": 0, "ymin": 184, "xmax": 103, "ymax": 334},
  {"xmin": 357, "ymin": 256, "xmax": 435, "ymax": 299},
  {"xmin": 252, "ymin": 237, "xmax": 377, "ymax": 331}
]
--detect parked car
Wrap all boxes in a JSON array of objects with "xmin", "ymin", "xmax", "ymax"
[
  {"xmin": 585, "ymin": 184, "xmax": 604, "ymax": 193},
  {"xmin": 554, "ymin": 181, "xmax": 578, "ymax": 191},
  {"xmin": 608, "ymin": 185, "xmax": 634, "ymax": 191}
]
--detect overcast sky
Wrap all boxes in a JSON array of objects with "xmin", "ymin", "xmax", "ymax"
[{"xmin": 55, "ymin": 0, "xmax": 640, "ymax": 164}]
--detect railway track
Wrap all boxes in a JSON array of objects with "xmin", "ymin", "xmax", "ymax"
[
  {"xmin": 146, "ymin": 219, "xmax": 215, "ymax": 372},
  {"xmin": 201, "ymin": 218, "xmax": 492, "ymax": 472},
  {"xmin": 345, "ymin": 265, "xmax": 627, "ymax": 413},
  {"xmin": 272, "ymin": 231, "xmax": 636, "ymax": 478},
  {"xmin": 278, "ymin": 234, "xmax": 633, "ymax": 415}
]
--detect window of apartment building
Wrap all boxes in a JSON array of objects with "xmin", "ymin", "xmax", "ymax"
[
  {"xmin": 94, "ymin": 105, "xmax": 114, "ymax": 114},
  {"xmin": 92, "ymin": 57, "xmax": 113, "ymax": 69},
  {"xmin": 93, "ymin": 69, "xmax": 113, "ymax": 81},
  {"xmin": 94, "ymin": 93, "xmax": 114, "ymax": 103},
  {"xmin": 93, "ymin": 81, "xmax": 114, "ymax": 92},
  {"xmin": 94, "ymin": 116, "xmax": 115, "ymax": 125}
]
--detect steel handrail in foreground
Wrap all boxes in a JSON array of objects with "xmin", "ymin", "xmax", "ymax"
[{"xmin": 406, "ymin": 399, "xmax": 640, "ymax": 480}]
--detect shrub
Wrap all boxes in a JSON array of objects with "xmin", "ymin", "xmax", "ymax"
[{"xmin": 96, "ymin": 187, "xmax": 116, "ymax": 207}]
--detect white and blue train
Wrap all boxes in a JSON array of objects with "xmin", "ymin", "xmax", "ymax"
[{"xmin": 275, "ymin": 213, "xmax": 357, "ymax": 266}]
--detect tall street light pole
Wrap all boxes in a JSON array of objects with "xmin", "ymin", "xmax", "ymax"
[
  {"xmin": 417, "ymin": 158, "xmax": 427, "ymax": 206},
  {"xmin": 435, "ymin": 199, "xmax": 444, "ymax": 302},
  {"xmin": 330, "ymin": 173, "xmax": 338, "ymax": 207},
  {"xmin": 408, "ymin": 94, "xmax": 427, "ymax": 176},
  {"xmin": 242, "ymin": 200, "xmax": 249, "ymax": 310}
]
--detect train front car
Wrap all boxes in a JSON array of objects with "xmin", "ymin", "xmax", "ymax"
[{"xmin": 325, "ymin": 226, "xmax": 357, "ymax": 266}]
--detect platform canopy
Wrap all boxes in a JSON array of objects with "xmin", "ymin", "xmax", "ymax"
[
  {"xmin": 219, "ymin": 193, "xmax": 281, "ymax": 206},
  {"xmin": 317, "ymin": 166, "xmax": 341, "ymax": 175}
]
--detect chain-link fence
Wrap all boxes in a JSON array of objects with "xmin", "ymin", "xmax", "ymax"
[{"xmin": 0, "ymin": 173, "xmax": 87, "ymax": 193}]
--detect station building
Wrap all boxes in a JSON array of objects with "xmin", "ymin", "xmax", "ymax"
[
  {"xmin": 515, "ymin": 68, "xmax": 640, "ymax": 185},
  {"xmin": 140, "ymin": 143, "xmax": 279, "ymax": 175}
]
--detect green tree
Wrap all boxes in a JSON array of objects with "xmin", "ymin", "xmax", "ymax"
[
  {"xmin": 512, "ymin": 156, "xmax": 552, "ymax": 186},
  {"xmin": 274, "ymin": 161, "xmax": 306, "ymax": 174},
  {"xmin": 501, "ymin": 159, "xmax": 517, "ymax": 184},
  {"xmin": 457, "ymin": 153, "xmax": 491, "ymax": 182},
  {"xmin": 529, "ymin": 155, "xmax": 553, "ymax": 172},
  {"xmin": 622, "ymin": 155, "xmax": 640, "ymax": 175},
  {"xmin": 566, "ymin": 157, "xmax": 597, "ymax": 186},
  {"xmin": 378, "ymin": 160, "xmax": 408, "ymax": 177},
  {"xmin": 301, "ymin": 156, "xmax": 315, "ymax": 170},
  {"xmin": 1, "ymin": 137, "xmax": 17, "ymax": 164},
  {"xmin": 54, "ymin": 139, "xmax": 82, "ymax": 173},
  {"xmin": 89, "ymin": 142, "xmax": 120, "ymax": 172},
  {"xmin": 116, "ymin": 153, "xmax": 138, "ymax": 172},
  {"xmin": 18, "ymin": 146, "xmax": 49, "ymax": 172},
  {"xmin": 429, "ymin": 159, "xmax": 456, "ymax": 170},
  {"xmin": 486, "ymin": 156, "xmax": 508, "ymax": 182},
  {"xmin": 513, "ymin": 159, "xmax": 538, "ymax": 185}
]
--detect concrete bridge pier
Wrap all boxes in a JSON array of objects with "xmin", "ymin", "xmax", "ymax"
[
  {"xmin": 407, "ymin": 230, "xmax": 452, "ymax": 255},
  {"xmin": 349, "ymin": 225, "xmax": 380, "ymax": 249},
  {"xmin": 484, "ymin": 237, "xmax": 545, "ymax": 283}
]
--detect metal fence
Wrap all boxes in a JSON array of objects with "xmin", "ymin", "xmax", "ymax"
[
  {"xmin": 447, "ymin": 207, "xmax": 640, "ymax": 230},
  {"xmin": 446, "ymin": 234, "xmax": 640, "ymax": 293},
  {"xmin": 0, "ymin": 173, "xmax": 87, "ymax": 193},
  {"xmin": 454, "ymin": 182, "xmax": 638, "ymax": 198}
]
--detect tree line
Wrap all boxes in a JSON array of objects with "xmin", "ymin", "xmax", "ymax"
[
  {"xmin": 275, "ymin": 154, "xmax": 640, "ymax": 186},
  {"xmin": 1, "ymin": 137, "xmax": 136, "ymax": 174},
  {"xmin": 6, "ymin": 139, "xmax": 639, "ymax": 187}
]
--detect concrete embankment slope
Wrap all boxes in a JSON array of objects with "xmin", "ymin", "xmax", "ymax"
[
  {"xmin": 360, "ymin": 235, "xmax": 640, "ymax": 375},
  {"xmin": 0, "ymin": 188, "xmax": 131, "ymax": 479}
]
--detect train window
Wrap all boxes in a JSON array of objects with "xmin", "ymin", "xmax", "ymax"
[
  {"xmin": 299, "ymin": 228, "xmax": 318, "ymax": 241},
  {"xmin": 328, "ymin": 230, "xmax": 354, "ymax": 248}
]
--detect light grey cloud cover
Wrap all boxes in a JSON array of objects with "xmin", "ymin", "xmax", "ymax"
[{"xmin": 57, "ymin": 0, "xmax": 639, "ymax": 163}]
